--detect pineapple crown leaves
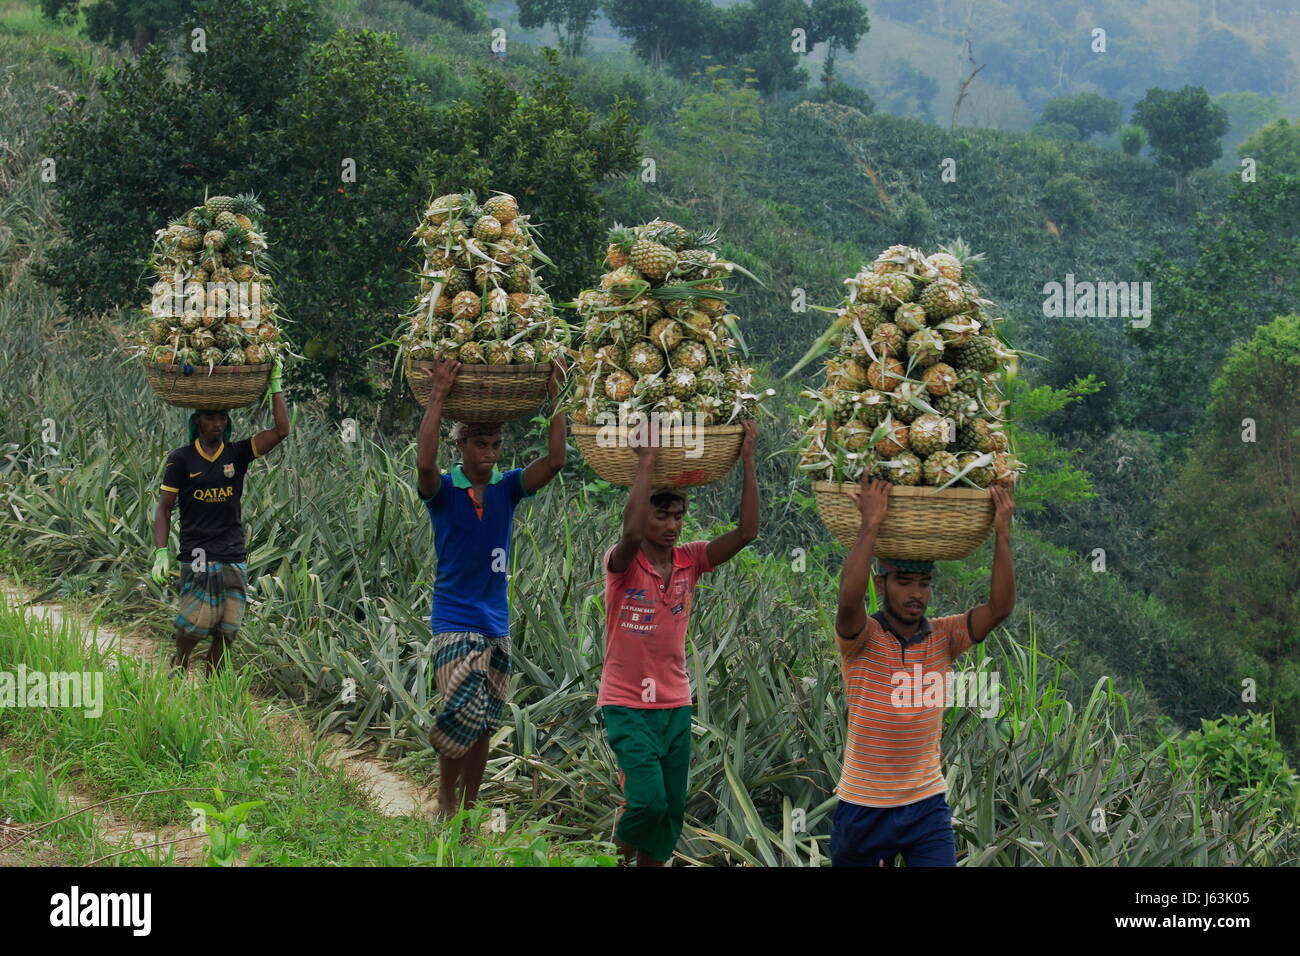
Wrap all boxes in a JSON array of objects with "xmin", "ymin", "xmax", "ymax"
[
  {"xmin": 936, "ymin": 237, "xmax": 987, "ymax": 276},
  {"xmin": 932, "ymin": 450, "xmax": 996, "ymax": 491}
]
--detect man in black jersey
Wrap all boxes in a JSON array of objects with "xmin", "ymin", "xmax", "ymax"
[{"xmin": 151, "ymin": 365, "xmax": 290, "ymax": 673}]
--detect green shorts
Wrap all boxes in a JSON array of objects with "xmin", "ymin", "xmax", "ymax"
[{"xmin": 603, "ymin": 704, "xmax": 693, "ymax": 863}]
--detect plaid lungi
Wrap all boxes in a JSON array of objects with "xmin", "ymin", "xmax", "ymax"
[
  {"xmin": 427, "ymin": 631, "xmax": 511, "ymax": 759},
  {"xmin": 175, "ymin": 561, "xmax": 248, "ymax": 639}
]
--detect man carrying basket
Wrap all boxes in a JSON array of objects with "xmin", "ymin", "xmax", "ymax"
[
  {"xmin": 415, "ymin": 356, "xmax": 567, "ymax": 819},
  {"xmin": 830, "ymin": 475, "xmax": 1015, "ymax": 866},
  {"xmin": 599, "ymin": 419, "xmax": 760, "ymax": 866},
  {"xmin": 150, "ymin": 362, "xmax": 291, "ymax": 675}
]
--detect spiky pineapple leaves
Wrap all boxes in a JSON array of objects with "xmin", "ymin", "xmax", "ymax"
[{"xmin": 781, "ymin": 304, "xmax": 850, "ymax": 379}]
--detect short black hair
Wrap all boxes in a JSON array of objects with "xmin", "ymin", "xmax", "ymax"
[{"xmin": 650, "ymin": 490, "xmax": 687, "ymax": 511}]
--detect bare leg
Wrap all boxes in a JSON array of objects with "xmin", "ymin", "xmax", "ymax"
[
  {"xmin": 637, "ymin": 850, "xmax": 665, "ymax": 867},
  {"xmin": 171, "ymin": 631, "xmax": 199, "ymax": 672},
  {"xmin": 437, "ymin": 751, "xmax": 464, "ymax": 819},
  {"xmin": 459, "ymin": 731, "xmax": 492, "ymax": 810},
  {"xmin": 204, "ymin": 633, "xmax": 232, "ymax": 675}
]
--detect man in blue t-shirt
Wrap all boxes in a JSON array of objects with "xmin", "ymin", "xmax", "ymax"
[{"xmin": 415, "ymin": 356, "xmax": 566, "ymax": 818}]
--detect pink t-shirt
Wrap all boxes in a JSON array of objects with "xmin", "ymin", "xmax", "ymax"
[{"xmin": 599, "ymin": 540, "xmax": 715, "ymax": 708}]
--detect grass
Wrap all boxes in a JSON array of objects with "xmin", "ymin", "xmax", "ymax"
[{"xmin": 0, "ymin": 592, "xmax": 617, "ymax": 865}]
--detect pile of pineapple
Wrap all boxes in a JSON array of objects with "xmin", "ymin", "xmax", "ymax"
[
  {"xmin": 402, "ymin": 191, "xmax": 569, "ymax": 366},
  {"xmin": 798, "ymin": 242, "xmax": 1024, "ymax": 488},
  {"xmin": 568, "ymin": 219, "xmax": 766, "ymax": 426},
  {"xmin": 136, "ymin": 194, "xmax": 285, "ymax": 369}
]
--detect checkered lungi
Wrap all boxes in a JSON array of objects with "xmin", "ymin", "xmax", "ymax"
[
  {"xmin": 427, "ymin": 631, "xmax": 512, "ymax": 759},
  {"xmin": 175, "ymin": 561, "xmax": 248, "ymax": 639}
]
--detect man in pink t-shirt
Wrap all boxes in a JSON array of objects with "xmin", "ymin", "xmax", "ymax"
[{"xmin": 601, "ymin": 420, "xmax": 760, "ymax": 866}]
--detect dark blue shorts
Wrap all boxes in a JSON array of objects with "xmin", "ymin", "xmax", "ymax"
[{"xmin": 829, "ymin": 793, "xmax": 957, "ymax": 867}]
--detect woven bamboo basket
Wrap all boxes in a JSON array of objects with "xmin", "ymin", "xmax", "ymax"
[
  {"xmin": 408, "ymin": 358, "xmax": 552, "ymax": 422},
  {"xmin": 144, "ymin": 362, "xmax": 271, "ymax": 409},
  {"xmin": 571, "ymin": 422, "xmax": 744, "ymax": 488},
  {"xmin": 813, "ymin": 481, "xmax": 994, "ymax": 561}
]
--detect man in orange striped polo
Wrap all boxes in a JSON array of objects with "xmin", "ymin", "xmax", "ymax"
[{"xmin": 831, "ymin": 476, "xmax": 1015, "ymax": 866}]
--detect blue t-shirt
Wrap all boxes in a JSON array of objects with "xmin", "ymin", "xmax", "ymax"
[{"xmin": 423, "ymin": 464, "xmax": 534, "ymax": 637}]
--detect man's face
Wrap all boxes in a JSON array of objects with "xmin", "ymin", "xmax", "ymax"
[
  {"xmin": 880, "ymin": 571, "xmax": 932, "ymax": 625},
  {"xmin": 644, "ymin": 500, "xmax": 685, "ymax": 548},
  {"xmin": 197, "ymin": 412, "xmax": 227, "ymax": 441},
  {"xmin": 459, "ymin": 435, "xmax": 501, "ymax": 474}
]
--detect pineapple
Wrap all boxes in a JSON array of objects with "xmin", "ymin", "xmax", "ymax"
[
  {"xmin": 482, "ymin": 193, "xmax": 520, "ymax": 222},
  {"xmin": 649, "ymin": 318, "xmax": 683, "ymax": 352},
  {"xmin": 876, "ymin": 450, "xmax": 922, "ymax": 485},
  {"xmin": 667, "ymin": 341, "xmax": 706, "ymax": 373},
  {"xmin": 923, "ymin": 450, "xmax": 960, "ymax": 486},
  {"xmin": 626, "ymin": 342, "xmax": 664, "ymax": 376},
  {"xmin": 991, "ymin": 452, "xmax": 1023, "ymax": 486},
  {"xmin": 866, "ymin": 356, "xmax": 905, "ymax": 392},
  {"xmin": 630, "ymin": 239, "xmax": 676, "ymax": 281},
  {"xmin": 947, "ymin": 336, "xmax": 1000, "ymax": 372},
  {"xmin": 451, "ymin": 291, "xmax": 482, "ymax": 320},
  {"xmin": 917, "ymin": 278, "xmax": 966, "ymax": 319},
  {"xmin": 846, "ymin": 301, "xmax": 888, "ymax": 334},
  {"xmin": 596, "ymin": 344, "xmax": 626, "ymax": 368},
  {"xmin": 906, "ymin": 328, "xmax": 945, "ymax": 367},
  {"xmin": 695, "ymin": 366, "xmax": 726, "ymax": 394},
  {"xmin": 888, "ymin": 380, "xmax": 931, "ymax": 423},
  {"xmin": 204, "ymin": 195, "xmax": 238, "ymax": 216},
  {"xmin": 200, "ymin": 347, "xmax": 223, "ymax": 366},
  {"xmin": 826, "ymin": 358, "xmax": 868, "ymax": 391},
  {"xmin": 894, "ymin": 303, "xmax": 928, "ymax": 334},
  {"xmin": 922, "ymin": 362, "xmax": 958, "ymax": 396},
  {"xmin": 870, "ymin": 322, "xmax": 904, "ymax": 357},
  {"xmin": 856, "ymin": 389, "xmax": 890, "ymax": 427},
  {"xmin": 605, "ymin": 370, "xmax": 635, "ymax": 402},
  {"xmin": 668, "ymin": 368, "xmax": 697, "ymax": 398},
  {"xmin": 473, "ymin": 215, "xmax": 502, "ymax": 242},
  {"xmin": 957, "ymin": 419, "xmax": 999, "ymax": 453},
  {"xmin": 909, "ymin": 414, "xmax": 951, "ymax": 457},
  {"xmin": 836, "ymin": 420, "xmax": 874, "ymax": 451},
  {"xmin": 486, "ymin": 340, "xmax": 514, "ymax": 365},
  {"xmin": 458, "ymin": 341, "xmax": 487, "ymax": 364},
  {"xmin": 957, "ymin": 452, "xmax": 994, "ymax": 487},
  {"xmin": 937, "ymin": 316, "xmax": 979, "ymax": 348},
  {"xmin": 932, "ymin": 391, "xmax": 977, "ymax": 425},
  {"xmin": 447, "ymin": 319, "xmax": 475, "ymax": 344},
  {"xmin": 681, "ymin": 310, "xmax": 717, "ymax": 344},
  {"xmin": 874, "ymin": 419, "xmax": 910, "ymax": 458},
  {"xmin": 873, "ymin": 273, "xmax": 915, "ymax": 307}
]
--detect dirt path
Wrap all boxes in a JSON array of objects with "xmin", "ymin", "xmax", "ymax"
[{"xmin": 1, "ymin": 580, "xmax": 436, "ymax": 864}]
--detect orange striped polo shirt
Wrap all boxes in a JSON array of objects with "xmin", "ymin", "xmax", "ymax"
[{"xmin": 835, "ymin": 610, "xmax": 974, "ymax": 808}]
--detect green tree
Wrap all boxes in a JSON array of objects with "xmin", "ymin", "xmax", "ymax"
[
  {"xmin": 424, "ymin": 49, "xmax": 641, "ymax": 295},
  {"xmin": 1120, "ymin": 124, "xmax": 1145, "ymax": 157},
  {"xmin": 1036, "ymin": 92, "xmax": 1122, "ymax": 140},
  {"xmin": 1131, "ymin": 86, "xmax": 1229, "ymax": 193},
  {"xmin": 35, "ymin": 0, "xmax": 440, "ymax": 415},
  {"xmin": 40, "ymin": 0, "xmax": 195, "ymax": 54},
  {"xmin": 403, "ymin": 0, "xmax": 488, "ymax": 32},
  {"xmin": 1040, "ymin": 329, "xmax": 1118, "ymax": 434},
  {"xmin": 676, "ymin": 65, "xmax": 762, "ymax": 229},
  {"xmin": 1157, "ymin": 315, "xmax": 1300, "ymax": 749},
  {"xmin": 603, "ymin": 0, "xmax": 718, "ymax": 72},
  {"xmin": 516, "ymin": 0, "xmax": 600, "ymax": 56},
  {"xmin": 1212, "ymin": 91, "xmax": 1283, "ymax": 169},
  {"xmin": 1127, "ymin": 176, "xmax": 1300, "ymax": 432},
  {"xmin": 809, "ymin": 0, "xmax": 868, "ymax": 98},
  {"xmin": 1238, "ymin": 118, "xmax": 1300, "ymax": 179}
]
